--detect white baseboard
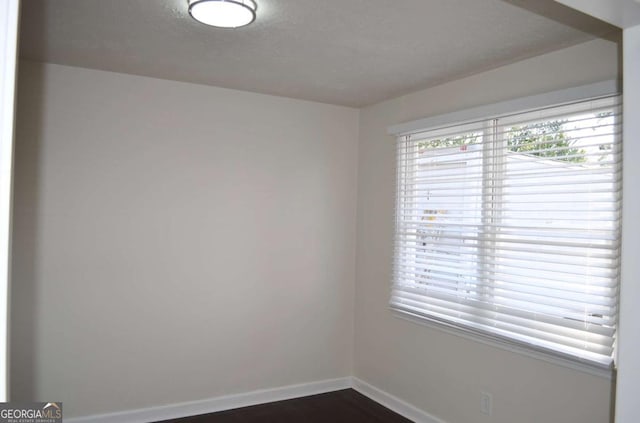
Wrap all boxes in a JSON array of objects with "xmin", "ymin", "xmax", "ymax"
[
  {"xmin": 66, "ymin": 376, "xmax": 446, "ymax": 423},
  {"xmin": 65, "ymin": 377, "xmax": 352, "ymax": 423},
  {"xmin": 352, "ymin": 377, "xmax": 447, "ymax": 423}
]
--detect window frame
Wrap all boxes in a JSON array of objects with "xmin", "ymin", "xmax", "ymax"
[{"xmin": 388, "ymin": 81, "xmax": 621, "ymax": 379}]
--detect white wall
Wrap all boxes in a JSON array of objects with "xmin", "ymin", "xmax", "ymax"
[
  {"xmin": 10, "ymin": 61, "xmax": 359, "ymax": 418},
  {"xmin": 0, "ymin": 0, "xmax": 20, "ymax": 402},
  {"xmin": 354, "ymin": 39, "xmax": 619, "ymax": 423},
  {"xmin": 617, "ymin": 23, "xmax": 640, "ymax": 423}
]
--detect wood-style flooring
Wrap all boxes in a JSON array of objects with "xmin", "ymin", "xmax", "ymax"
[{"xmin": 158, "ymin": 389, "xmax": 413, "ymax": 423}]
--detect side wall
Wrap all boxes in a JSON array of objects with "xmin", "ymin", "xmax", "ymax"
[
  {"xmin": 10, "ymin": 61, "xmax": 359, "ymax": 418},
  {"xmin": 0, "ymin": 0, "xmax": 20, "ymax": 402},
  {"xmin": 618, "ymin": 23, "xmax": 640, "ymax": 423},
  {"xmin": 354, "ymin": 39, "xmax": 619, "ymax": 423}
]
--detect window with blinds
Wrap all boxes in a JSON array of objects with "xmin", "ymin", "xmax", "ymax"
[{"xmin": 391, "ymin": 95, "xmax": 621, "ymax": 369}]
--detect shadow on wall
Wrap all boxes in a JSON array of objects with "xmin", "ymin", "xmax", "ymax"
[{"xmin": 10, "ymin": 60, "xmax": 46, "ymax": 400}]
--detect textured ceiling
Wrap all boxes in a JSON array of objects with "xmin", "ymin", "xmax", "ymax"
[{"xmin": 19, "ymin": 0, "xmax": 618, "ymax": 107}]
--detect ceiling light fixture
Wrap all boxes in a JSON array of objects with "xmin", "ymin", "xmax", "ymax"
[{"xmin": 188, "ymin": 0, "xmax": 257, "ymax": 29}]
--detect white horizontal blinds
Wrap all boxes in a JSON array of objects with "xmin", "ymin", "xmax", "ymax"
[{"xmin": 391, "ymin": 95, "xmax": 622, "ymax": 368}]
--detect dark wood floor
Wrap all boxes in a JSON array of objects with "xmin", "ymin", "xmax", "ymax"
[{"xmin": 159, "ymin": 389, "xmax": 412, "ymax": 423}]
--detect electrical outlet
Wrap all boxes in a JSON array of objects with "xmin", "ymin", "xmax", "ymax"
[{"xmin": 480, "ymin": 391, "xmax": 493, "ymax": 416}]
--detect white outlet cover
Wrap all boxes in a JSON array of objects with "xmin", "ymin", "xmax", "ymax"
[{"xmin": 480, "ymin": 391, "xmax": 493, "ymax": 416}]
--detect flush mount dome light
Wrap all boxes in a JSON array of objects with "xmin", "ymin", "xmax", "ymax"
[{"xmin": 188, "ymin": 0, "xmax": 257, "ymax": 28}]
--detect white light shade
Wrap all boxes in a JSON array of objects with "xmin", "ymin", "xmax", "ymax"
[{"xmin": 188, "ymin": 0, "xmax": 257, "ymax": 28}]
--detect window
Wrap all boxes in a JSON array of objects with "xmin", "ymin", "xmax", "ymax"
[{"xmin": 391, "ymin": 93, "xmax": 621, "ymax": 369}]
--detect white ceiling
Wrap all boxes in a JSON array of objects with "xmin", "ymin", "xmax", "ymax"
[{"xmin": 18, "ymin": 0, "xmax": 618, "ymax": 107}]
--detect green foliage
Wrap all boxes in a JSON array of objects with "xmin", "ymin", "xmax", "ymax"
[
  {"xmin": 418, "ymin": 133, "xmax": 480, "ymax": 150},
  {"xmin": 595, "ymin": 112, "xmax": 614, "ymax": 162},
  {"xmin": 418, "ymin": 121, "xmax": 587, "ymax": 163},
  {"xmin": 507, "ymin": 120, "xmax": 586, "ymax": 163}
]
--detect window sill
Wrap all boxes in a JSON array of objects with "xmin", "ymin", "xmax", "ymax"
[{"xmin": 390, "ymin": 307, "xmax": 616, "ymax": 380}]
